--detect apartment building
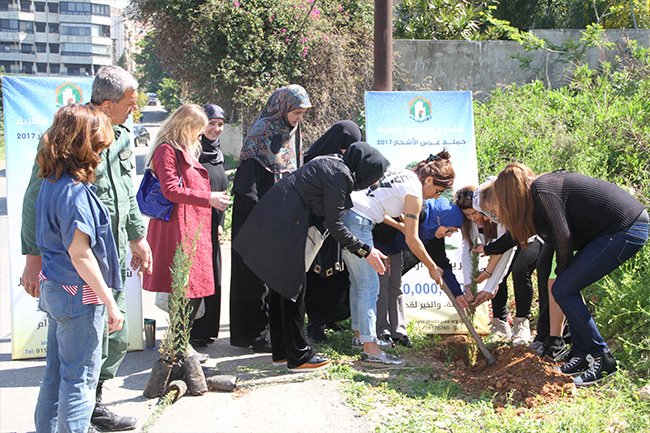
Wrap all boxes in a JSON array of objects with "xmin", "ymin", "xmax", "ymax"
[{"xmin": 0, "ymin": 0, "xmax": 126, "ymax": 76}]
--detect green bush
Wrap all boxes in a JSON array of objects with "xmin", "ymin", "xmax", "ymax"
[
  {"xmin": 473, "ymin": 28, "xmax": 650, "ymax": 382},
  {"xmin": 130, "ymin": 0, "xmax": 375, "ymax": 143}
]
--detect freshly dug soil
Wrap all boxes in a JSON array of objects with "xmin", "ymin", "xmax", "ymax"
[{"xmin": 412, "ymin": 335, "xmax": 575, "ymax": 407}]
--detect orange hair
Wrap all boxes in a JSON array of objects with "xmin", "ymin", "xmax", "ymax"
[
  {"xmin": 37, "ymin": 104, "xmax": 114, "ymax": 184},
  {"xmin": 494, "ymin": 162, "xmax": 538, "ymax": 247}
]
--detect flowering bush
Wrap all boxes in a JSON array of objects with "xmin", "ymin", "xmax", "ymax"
[{"xmin": 131, "ymin": 0, "xmax": 374, "ymax": 143}]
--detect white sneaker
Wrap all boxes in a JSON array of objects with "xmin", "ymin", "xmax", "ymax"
[
  {"xmin": 487, "ymin": 318, "xmax": 511, "ymax": 341},
  {"xmin": 512, "ymin": 317, "xmax": 531, "ymax": 346}
]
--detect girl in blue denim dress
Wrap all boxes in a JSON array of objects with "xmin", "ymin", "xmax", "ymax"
[{"xmin": 33, "ymin": 104, "xmax": 124, "ymax": 433}]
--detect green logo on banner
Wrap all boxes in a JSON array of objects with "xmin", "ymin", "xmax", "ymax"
[
  {"xmin": 409, "ymin": 96, "xmax": 432, "ymax": 123},
  {"xmin": 56, "ymin": 82, "xmax": 82, "ymax": 105}
]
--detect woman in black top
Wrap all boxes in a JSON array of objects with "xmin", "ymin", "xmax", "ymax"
[
  {"xmin": 189, "ymin": 104, "xmax": 229, "ymax": 347},
  {"xmin": 234, "ymin": 142, "xmax": 389, "ymax": 371},
  {"xmin": 303, "ymin": 120, "xmax": 363, "ymax": 343},
  {"xmin": 495, "ymin": 163, "xmax": 648, "ymax": 386}
]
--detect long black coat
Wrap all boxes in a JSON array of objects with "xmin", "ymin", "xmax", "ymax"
[{"xmin": 233, "ymin": 156, "xmax": 364, "ymax": 301}]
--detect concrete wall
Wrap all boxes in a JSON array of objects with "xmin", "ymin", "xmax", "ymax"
[
  {"xmin": 220, "ymin": 124, "xmax": 243, "ymax": 160},
  {"xmin": 394, "ymin": 29, "xmax": 650, "ymax": 98}
]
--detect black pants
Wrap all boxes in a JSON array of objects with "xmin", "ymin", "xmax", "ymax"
[
  {"xmin": 534, "ymin": 241, "xmax": 554, "ymax": 341},
  {"xmin": 269, "ymin": 287, "xmax": 313, "ymax": 368},
  {"xmin": 492, "ymin": 239, "xmax": 541, "ymax": 320},
  {"xmin": 229, "ymin": 192, "xmax": 271, "ymax": 348}
]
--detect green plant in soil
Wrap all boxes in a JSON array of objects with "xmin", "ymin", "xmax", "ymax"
[{"xmin": 158, "ymin": 222, "xmax": 203, "ymax": 364}]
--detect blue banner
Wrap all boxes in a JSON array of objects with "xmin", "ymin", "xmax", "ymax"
[
  {"xmin": 2, "ymin": 76, "xmax": 142, "ymax": 359},
  {"xmin": 365, "ymin": 91, "xmax": 488, "ymax": 334}
]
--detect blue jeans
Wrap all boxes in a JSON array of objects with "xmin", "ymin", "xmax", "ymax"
[
  {"xmin": 552, "ymin": 219, "xmax": 649, "ymax": 357},
  {"xmin": 35, "ymin": 281, "xmax": 105, "ymax": 433},
  {"xmin": 342, "ymin": 211, "xmax": 381, "ymax": 344}
]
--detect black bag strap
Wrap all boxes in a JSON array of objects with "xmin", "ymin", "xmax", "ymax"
[{"xmin": 148, "ymin": 142, "xmax": 183, "ymax": 186}]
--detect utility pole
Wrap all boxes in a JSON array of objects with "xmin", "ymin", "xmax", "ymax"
[{"xmin": 373, "ymin": 0, "xmax": 392, "ymax": 91}]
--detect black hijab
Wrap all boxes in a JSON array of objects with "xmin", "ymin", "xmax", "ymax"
[
  {"xmin": 343, "ymin": 142, "xmax": 390, "ymax": 190},
  {"xmin": 304, "ymin": 120, "xmax": 362, "ymax": 163},
  {"xmin": 199, "ymin": 104, "xmax": 225, "ymax": 165}
]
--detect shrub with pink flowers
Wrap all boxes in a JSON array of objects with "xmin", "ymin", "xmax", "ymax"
[{"xmin": 131, "ymin": 0, "xmax": 375, "ymax": 143}]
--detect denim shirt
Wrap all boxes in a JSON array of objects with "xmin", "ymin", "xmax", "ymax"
[{"xmin": 35, "ymin": 173, "xmax": 123, "ymax": 291}]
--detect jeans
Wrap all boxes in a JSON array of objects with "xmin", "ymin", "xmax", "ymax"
[
  {"xmin": 35, "ymin": 281, "xmax": 105, "ymax": 433},
  {"xmin": 342, "ymin": 211, "xmax": 381, "ymax": 344},
  {"xmin": 552, "ymin": 219, "xmax": 649, "ymax": 357},
  {"xmin": 99, "ymin": 287, "xmax": 128, "ymax": 383}
]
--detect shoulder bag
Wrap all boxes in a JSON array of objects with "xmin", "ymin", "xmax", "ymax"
[{"xmin": 136, "ymin": 146, "xmax": 182, "ymax": 221}]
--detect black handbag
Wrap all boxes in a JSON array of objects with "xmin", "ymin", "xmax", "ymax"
[{"xmin": 136, "ymin": 147, "xmax": 182, "ymax": 221}]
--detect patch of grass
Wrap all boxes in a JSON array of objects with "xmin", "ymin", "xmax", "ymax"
[{"xmin": 317, "ymin": 325, "xmax": 650, "ymax": 432}]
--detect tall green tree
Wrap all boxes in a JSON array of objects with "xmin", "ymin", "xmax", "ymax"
[{"xmin": 134, "ymin": 32, "xmax": 174, "ymax": 94}]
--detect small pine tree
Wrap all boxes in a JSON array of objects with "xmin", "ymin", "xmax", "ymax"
[{"xmin": 159, "ymin": 222, "xmax": 203, "ymax": 364}]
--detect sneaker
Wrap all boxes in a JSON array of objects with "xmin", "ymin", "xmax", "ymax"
[
  {"xmin": 378, "ymin": 334, "xmax": 394, "ymax": 347},
  {"xmin": 542, "ymin": 337, "xmax": 571, "ymax": 362},
  {"xmin": 487, "ymin": 318, "xmax": 511, "ymax": 341},
  {"xmin": 574, "ymin": 351, "xmax": 617, "ymax": 386},
  {"xmin": 351, "ymin": 337, "xmax": 363, "ymax": 349},
  {"xmin": 528, "ymin": 339, "xmax": 545, "ymax": 355},
  {"xmin": 512, "ymin": 317, "xmax": 531, "ymax": 346},
  {"xmin": 394, "ymin": 335, "xmax": 412, "ymax": 348},
  {"xmin": 91, "ymin": 406, "xmax": 136, "ymax": 432},
  {"xmin": 272, "ymin": 359, "xmax": 287, "ymax": 367},
  {"xmin": 361, "ymin": 351, "xmax": 404, "ymax": 365},
  {"xmin": 288, "ymin": 353, "xmax": 331, "ymax": 372},
  {"xmin": 556, "ymin": 355, "xmax": 590, "ymax": 376},
  {"xmin": 377, "ymin": 338, "xmax": 393, "ymax": 348}
]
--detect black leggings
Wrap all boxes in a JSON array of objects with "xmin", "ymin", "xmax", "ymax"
[
  {"xmin": 492, "ymin": 239, "xmax": 542, "ymax": 320},
  {"xmin": 534, "ymin": 241, "xmax": 555, "ymax": 341}
]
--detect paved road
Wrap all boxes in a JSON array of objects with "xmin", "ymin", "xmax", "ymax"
[{"xmin": 0, "ymin": 106, "xmax": 372, "ymax": 433}]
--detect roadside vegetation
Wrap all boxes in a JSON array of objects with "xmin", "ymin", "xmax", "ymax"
[{"xmin": 214, "ymin": 24, "xmax": 650, "ymax": 432}]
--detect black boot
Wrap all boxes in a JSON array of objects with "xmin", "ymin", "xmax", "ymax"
[{"xmin": 91, "ymin": 382, "xmax": 137, "ymax": 432}]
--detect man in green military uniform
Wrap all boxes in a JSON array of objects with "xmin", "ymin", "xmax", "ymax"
[{"xmin": 21, "ymin": 65, "xmax": 152, "ymax": 432}]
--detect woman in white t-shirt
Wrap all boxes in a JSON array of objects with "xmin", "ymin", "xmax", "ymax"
[{"xmin": 342, "ymin": 150, "xmax": 468, "ymax": 365}]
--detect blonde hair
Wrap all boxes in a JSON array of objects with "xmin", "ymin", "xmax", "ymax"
[
  {"xmin": 494, "ymin": 162, "xmax": 538, "ymax": 247},
  {"xmin": 148, "ymin": 104, "xmax": 208, "ymax": 168},
  {"xmin": 479, "ymin": 180, "xmax": 497, "ymax": 214}
]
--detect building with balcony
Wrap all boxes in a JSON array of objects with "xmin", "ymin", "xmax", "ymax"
[{"xmin": 0, "ymin": 0, "xmax": 126, "ymax": 76}]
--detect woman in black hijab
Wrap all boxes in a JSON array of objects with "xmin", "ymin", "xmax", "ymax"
[
  {"xmin": 234, "ymin": 142, "xmax": 389, "ymax": 371},
  {"xmin": 303, "ymin": 120, "xmax": 362, "ymax": 343},
  {"xmin": 189, "ymin": 104, "xmax": 229, "ymax": 347},
  {"xmin": 303, "ymin": 120, "xmax": 362, "ymax": 163}
]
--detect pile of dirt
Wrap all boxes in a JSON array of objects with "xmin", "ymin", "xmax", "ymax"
[
  {"xmin": 408, "ymin": 336, "xmax": 575, "ymax": 408},
  {"xmin": 452, "ymin": 344, "xmax": 575, "ymax": 407}
]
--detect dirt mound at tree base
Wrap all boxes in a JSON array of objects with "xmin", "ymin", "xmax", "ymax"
[
  {"xmin": 407, "ymin": 336, "xmax": 575, "ymax": 407},
  {"xmin": 452, "ymin": 344, "xmax": 576, "ymax": 407}
]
